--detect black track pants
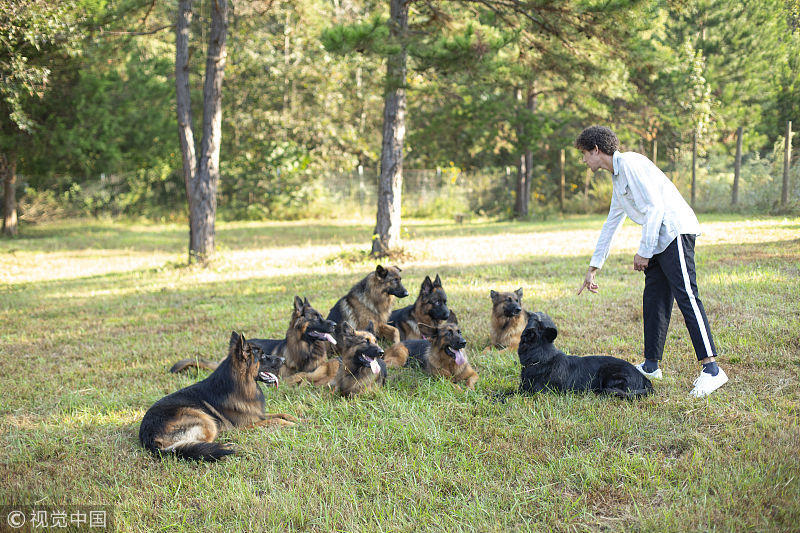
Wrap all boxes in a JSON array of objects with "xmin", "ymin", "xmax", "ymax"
[{"xmin": 643, "ymin": 234, "xmax": 717, "ymax": 362}]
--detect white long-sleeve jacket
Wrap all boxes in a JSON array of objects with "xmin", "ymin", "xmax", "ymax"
[{"xmin": 589, "ymin": 151, "xmax": 700, "ymax": 269}]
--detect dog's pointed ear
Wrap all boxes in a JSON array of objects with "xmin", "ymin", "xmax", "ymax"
[
  {"xmin": 293, "ymin": 295, "xmax": 304, "ymax": 314},
  {"xmin": 421, "ymin": 275, "xmax": 433, "ymax": 293},
  {"xmin": 538, "ymin": 313, "xmax": 558, "ymax": 343},
  {"xmin": 303, "ymin": 296, "xmax": 311, "ymax": 308},
  {"xmin": 365, "ymin": 321, "xmax": 375, "ymax": 335},
  {"xmin": 229, "ymin": 331, "xmax": 245, "ymax": 359},
  {"xmin": 393, "ymin": 265, "xmax": 402, "ymax": 272},
  {"xmin": 433, "ymin": 274, "xmax": 442, "ymax": 287},
  {"xmin": 376, "ymin": 265, "xmax": 387, "ymax": 278},
  {"xmin": 515, "ymin": 287, "xmax": 523, "ymax": 299},
  {"xmin": 341, "ymin": 322, "xmax": 356, "ymax": 337},
  {"xmin": 490, "ymin": 290, "xmax": 499, "ymax": 302},
  {"xmin": 446, "ymin": 310, "xmax": 458, "ymax": 324}
]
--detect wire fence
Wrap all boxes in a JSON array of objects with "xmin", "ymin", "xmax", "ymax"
[{"xmin": 8, "ymin": 142, "xmax": 799, "ymax": 223}]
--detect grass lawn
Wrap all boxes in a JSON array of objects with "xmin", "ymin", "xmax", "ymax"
[{"xmin": 1, "ymin": 214, "xmax": 799, "ymax": 532}]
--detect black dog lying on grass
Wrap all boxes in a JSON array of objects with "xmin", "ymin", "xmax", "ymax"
[{"xmin": 518, "ymin": 312, "xmax": 653, "ymax": 398}]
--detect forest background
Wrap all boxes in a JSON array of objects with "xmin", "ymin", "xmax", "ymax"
[{"xmin": 1, "ymin": 0, "xmax": 798, "ymax": 244}]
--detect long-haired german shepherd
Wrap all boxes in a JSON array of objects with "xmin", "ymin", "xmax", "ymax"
[
  {"xmin": 490, "ymin": 288, "xmax": 530, "ymax": 350},
  {"xmin": 383, "ymin": 319, "xmax": 479, "ymax": 390},
  {"xmin": 388, "ymin": 274, "xmax": 457, "ymax": 340},
  {"xmin": 285, "ymin": 322, "xmax": 383, "ymax": 390},
  {"xmin": 327, "ymin": 265, "xmax": 408, "ymax": 346},
  {"xmin": 334, "ymin": 322, "xmax": 387, "ymax": 397},
  {"xmin": 139, "ymin": 331, "xmax": 297, "ymax": 461},
  {"xmin": 170, "ymin": 296, "xmax": 337, "ymax": 384}
]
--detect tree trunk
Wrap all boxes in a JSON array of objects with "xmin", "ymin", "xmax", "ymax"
[
  {"xmin": 515, "ymin": 152, "xmax": 526, "ymax": 217},
  {"xmin": 691, "ymin": 129, "xmax": 697, "ymax": 208},
  {"xmin": 524, "ymin": 89, "xmax": 535, "ymax": 215},
  {"xmin": 732, "ymin": 126, "xmax": 742, "ymax": 206},
  {"xmin": 176, "ymin": 0, "xmax": 197, "ymax": 259},
  {"xmin": 782, "ymin": 120, "xmax": 792, "ymax": 207},
  {"xmin": 282, "ymin": 9, "xmax": 291, "ymax": 123},
  {"xmin": 372, "ymin": 0, "xmax": 408, "ymax": 256},
  {"xmin": 176, "ymin": 0, "xmax": 229, "ymax": 265},
  {"xmin": 2, "ymin": 151, "xmax": 18, "ymax": 237},
  {"xmin": 514, "ymin": 87, "xmax": 536, "ymax": 218}
]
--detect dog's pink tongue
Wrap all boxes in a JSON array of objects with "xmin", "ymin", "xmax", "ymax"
[
  {"xmin": 454, "ymin": 349, "xmax": 466, "ymax": 366},
  {"xmin": 369, "ymin": 358, "xmax": 381, "ymax": 374},
  {"xmin": 324, "ymin": 333, "xmax": 337, "ymax": 345}
]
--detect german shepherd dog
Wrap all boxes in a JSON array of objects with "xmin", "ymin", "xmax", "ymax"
[
  {"xmin": 490, "ymin": 288, "xmax": 530, "ymax": 350},
  {"xmin": 286, "ymin": 322, "xmax": 383, "ymax": 390},
  {"xmin": 383, "ymin": 319, "xmax": 479, "ymax": 390},
  {"xmin": 327, "ymin": 265, "xmax": 409, "ymax": 346},
  {"xmin": 333, "ymin": 322, "xmax": 387, "ymax": 397},
  {"xmin": 388, "ymin": 274, "xmax": 457, "ymax": 341},
  {"xmin": 518, "ymin": 312, "xmax": 653, "ymax": 398},
  {"xmin": 139, "ymin": 332, "xmax": 298, "ymax": 462},
  {"xmin": 170, "ymin": 296, "xmax": 337, "ymax": 385}
]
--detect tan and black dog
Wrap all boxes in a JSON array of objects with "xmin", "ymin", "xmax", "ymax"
[
  {"xmin": 490, "ymin": 288, "xmax": 530, "ymax": 350},
  {"xmin": 383, "ymin": 320, "xmax": 479, "ymax": 390},
  {"xmin": 388, "ymin": 274, "xmax": 457, "ymax": 340},
  {"xmin": 170, "ymin": 296, "xmax": 337, "ymax": 384},
  {"xmin": 333, "ymin": 322, "xmax": 387, "ymax": 397},
  {"xmin": 285, "ymin": 322, "xmax": 383, "ymax": 390},
  {"xmin": 139, "ymin": 331, "xmax": 297, "ymax": 462},
  {"xmin": 327, "ymin": 265, "xmax": 408, "ymax": 346}
]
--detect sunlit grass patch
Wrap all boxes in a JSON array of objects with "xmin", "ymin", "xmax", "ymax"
[{"xmin": 1, "ymin": 214, "xmax": 799, "ymax": 531}]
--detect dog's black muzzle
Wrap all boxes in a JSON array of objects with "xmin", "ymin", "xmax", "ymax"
[
  {"xmin": 452, "ymin": 336, "xmax": 467, "ymax": 350},
  {"xmin": 389, "ymin": 285, "xmax": 409, "ymax": 298},
  {"xmin": 430, "ymin": 305, "xmax": 450, "ymax": 321},
  {"xmin": 504, "ymin": 304, "xmax": 522, "ymax": 317}
]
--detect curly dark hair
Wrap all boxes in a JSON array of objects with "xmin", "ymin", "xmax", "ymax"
[{"xmin": 575, "ymin": 126, "xmax": 619, "ymax": 155}]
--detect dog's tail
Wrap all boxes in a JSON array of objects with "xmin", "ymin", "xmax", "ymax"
[
  {"xmin": 143, "ymin": 441, "xmax": 234, "ymax": 462},
  {"xmin": 169, "ymin": 358, "xmax": 219, "ymax": 373}
]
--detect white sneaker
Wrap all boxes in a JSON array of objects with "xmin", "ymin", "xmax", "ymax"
[
  {"xmin": 634, "ymin": 362, "xmax": 663, "ymax": 380},
  {"xmin": 689, "ymin": 367, "xmax": 728, "ymax": 398}
]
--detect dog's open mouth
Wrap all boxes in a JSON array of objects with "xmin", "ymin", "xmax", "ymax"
[
  {"xmin": 445, "ymin": 346, "xmax": 467, "ymax": 366},
  {"xmin": 360, "ymin": 354, "xmax": 381, "ymax": 374},
  {"xmin": 258, "ymin": 371, "xmax": 279, "ymax": 386},
  {"xmin": 307, "ymin": 330, "xmax": 337, "ymax": 345}
]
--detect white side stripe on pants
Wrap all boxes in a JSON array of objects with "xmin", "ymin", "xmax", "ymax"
[{"xmin": 676, "ymin": 237, "xmax": 714, "ymax": 359}]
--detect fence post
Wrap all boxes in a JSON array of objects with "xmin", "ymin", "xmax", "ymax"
[
  {"xmin": 691, "ymin": 130, "xmax": 697, "ymax": 208},
  {"xmin": 782, "ymin": 120, "xmax": 792, "ymax": 207},
  {"xmin": 652, "ymin": 138, "xmax": 658, "ymax": 165},
  {"xmin": 732, "ymin": 126, "xmax": 742, "ymax": 206},
  {"xmin": 559, "ymin": 149, "xmax": 565, "ymax": 211},
  {"xmin": 584, "ymin": 167, "xmax": 590, "ymax": 203}
]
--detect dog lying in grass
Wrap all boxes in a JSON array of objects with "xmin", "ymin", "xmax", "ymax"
[
  {"xmin": 333, "ymin": 322, "xmax": 387, "ymax": 397},
  {"xmin": 490, "ymin": 288, "xmax": 530, "ymax": 350},
  {"xmin": 139, "ymin": 332, "xmax": 298, "ymax": 462},
  {"xmin": 518, "ymin": 312, "xmax": 653, "ymax": 398},
  {"xmin": 170, "ymin": 296, "xmax": 337, "ymax": 386},
  {"xmin": 286, "ymin": 321, "xmax": 384, "ymax": 390},
  {"xmin": 383, "ymin": 320, "xmax": 479, "ymax": 390},
  {"xmin": 389, "ymin": 274, "xmax": 457, "ymax": 340},
  {"xmin": 327, "ymin": 265, "xmax": 409, "ymax": 346}
]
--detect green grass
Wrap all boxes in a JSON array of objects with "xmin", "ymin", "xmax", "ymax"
[{"xmin": 1, "ymin": 214, "xmax": 799, "ymax": 532}]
